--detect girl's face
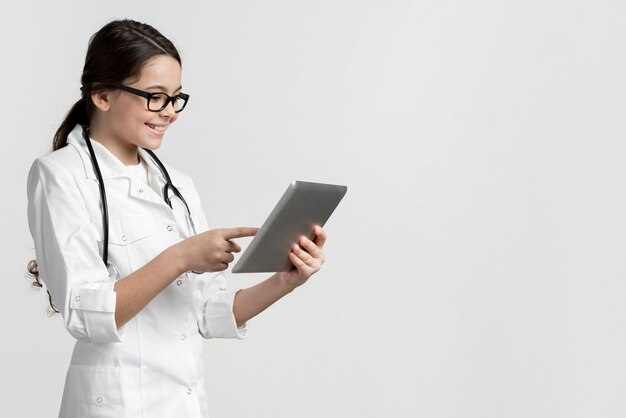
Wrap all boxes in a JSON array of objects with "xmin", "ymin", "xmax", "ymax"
[{"xmin": 93, "ymin": 54, "xmax": 183, "ymax": 164}]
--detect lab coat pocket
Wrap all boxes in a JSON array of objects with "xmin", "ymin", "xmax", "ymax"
[
  {"xmin": 95, "ymin": 216, "xmax": 155, "ymax": 276},
  {"xmin": 108, "ymin": 216, "xmax": 154, "ymax": 245},
  {"xmin": 68, "ymin": 365, "xmax": 141, "ymax": 418}
]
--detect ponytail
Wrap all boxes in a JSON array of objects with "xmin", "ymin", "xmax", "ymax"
[
  {"xmin": 26, "ymin": 261, "xmax": 59, "ymax": 314},
  {"xmin": 53, "ymin": 95, "xmax": 91, "ymax": 151}
]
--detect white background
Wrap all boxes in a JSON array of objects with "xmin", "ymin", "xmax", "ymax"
[{"xmin": 2, "ymin": 1, "xmax": 626, "ymax": 417}]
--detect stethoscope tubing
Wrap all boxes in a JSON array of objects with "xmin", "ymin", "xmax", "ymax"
[
  {"xmin": 82, "ymin": 126, "xmax": 196, "ymax": 271},
  {"xmin": 84, "ymin": 127, "xmax": 111, "ymax": 265}
]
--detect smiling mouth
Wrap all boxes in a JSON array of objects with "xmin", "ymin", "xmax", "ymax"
[{"xmin": 146, "ymin": 123, "xmax": 167, "ymax": 132}]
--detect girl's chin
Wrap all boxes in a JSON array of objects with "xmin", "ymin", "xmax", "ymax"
[{"xmin": 141, "ymin": 136, "xmax": 164, "ymax": 150}]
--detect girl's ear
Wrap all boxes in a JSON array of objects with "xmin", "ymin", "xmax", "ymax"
[{"xmin": 91, "ymin": 89, "xmax": 112, "ymax": 112}]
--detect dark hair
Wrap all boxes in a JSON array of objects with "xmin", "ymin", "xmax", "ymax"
[
  {"xmin": 53, "ymin": 19, "xmax": 181, "ymax": 150},
  {"xmin": 28, "ymin": 19, "xmax": 181, "ymax": 312}
]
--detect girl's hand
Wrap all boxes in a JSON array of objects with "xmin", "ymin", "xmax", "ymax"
[
  {"xmin": 179, "ymin": 227, "xmax": 259, "ymax": 273},
  {"xmin": 276, "ymin": 225, "xmax": 327, "ymax": 288}
]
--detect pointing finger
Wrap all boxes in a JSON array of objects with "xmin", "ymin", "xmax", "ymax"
[{"xmin": 221, "ymin": 227, "xmax": 260, "ymax": 240}]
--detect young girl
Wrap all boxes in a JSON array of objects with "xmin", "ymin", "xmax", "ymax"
[{"xmin": 27, "ymin": 19, "xmax": 327, "ymax": 418}]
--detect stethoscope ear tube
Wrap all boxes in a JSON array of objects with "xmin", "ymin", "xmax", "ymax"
[{"xmin": 83, "ymin": 126, "xmax": 110, "ymax": 266}]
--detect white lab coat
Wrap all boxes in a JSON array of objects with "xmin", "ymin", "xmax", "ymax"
[{"xmin": 27, "ymin": 125, "xmax": 247, "ymax": 418}]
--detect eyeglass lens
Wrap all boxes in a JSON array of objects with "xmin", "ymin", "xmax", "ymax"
[{"xmin": 148, "ymin": 93, "xmax": 186, "ymax": 112}]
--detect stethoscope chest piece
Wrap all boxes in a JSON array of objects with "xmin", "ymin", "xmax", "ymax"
[{"xmin": 107, "ymin": 263, "xmax": 120, "ymax": 280}]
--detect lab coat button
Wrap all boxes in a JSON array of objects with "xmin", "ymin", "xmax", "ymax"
[
  {"xmin": 176, "ymin": 279, "xmax": 183, "ymax": 286},
  {"xmin": 187, "ymin": 388, "xmax": 192, "ymax": 394},
  {"xmin": 121, "ymin": 235, "xmax": 127, "ymax": 242},
  {"xmin": 138, "ymin": 188, "xmax": 144, "ymax": 193},
  {"xmin": 75, "ymin": 296, "xmax": 80, "ymax": 302},
  {"xmin": 96, "ymin": 397, "xmax": 103, "ymax": 403},
  {"xmin": 181, "ymin": 334, "xmax": 186, "ymax": 340},
  {"xmin": 167, "ymin": 225, "xmax": 173, "ymax": 231}
]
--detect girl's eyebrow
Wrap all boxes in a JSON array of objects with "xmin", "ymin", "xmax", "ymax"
[{"xmin": 144, "ymin": 84, "xmax": 183, "ymax": 93}]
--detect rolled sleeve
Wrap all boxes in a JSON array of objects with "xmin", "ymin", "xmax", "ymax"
[
  {"xmin": 194, "ymin": 271, "xmax": 248, "ymax": 339},
  {"xmin": 198, "ymin": 283, "xmax": 248, "ymax": 339},
  {"xmin": 27, "ymin": 156, "xmax": 122, "ymax": 343},
  {"xmin": 69, "ymin": 282, "xmax": 123, "ymax": 343}
]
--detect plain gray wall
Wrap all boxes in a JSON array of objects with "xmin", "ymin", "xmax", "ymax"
[{"xmin": 3, "ymin": 1, "xmax": 626, "ymax": 417}]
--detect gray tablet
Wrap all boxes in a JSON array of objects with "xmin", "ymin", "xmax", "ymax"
[{"xmin": 231, "ymin": 180, "xmax": 347, "ymax": 273}]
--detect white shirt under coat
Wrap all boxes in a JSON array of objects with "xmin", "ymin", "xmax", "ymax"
[{"xmin": 27, "ymin": 124, "xmax": 248, "ymax": 418}]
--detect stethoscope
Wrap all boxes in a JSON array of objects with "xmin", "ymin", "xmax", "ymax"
[{"xmin": 82, "ymin": 126, "xmax": 199, "ymax": 277}]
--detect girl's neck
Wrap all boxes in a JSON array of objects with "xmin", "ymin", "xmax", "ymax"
[{"xmin": 88, "ymin": 123, "xmax": 140, "ymax": 166}]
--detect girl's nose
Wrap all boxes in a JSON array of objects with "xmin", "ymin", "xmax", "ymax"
[{"xmin": 159, "ymin": 100, "xmax": 177, "ymax": 118}]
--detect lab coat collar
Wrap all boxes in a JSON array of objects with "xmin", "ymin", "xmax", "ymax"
[{"xmin": 67, "ymin": 124, "xmax": 167, "ymax": 183}]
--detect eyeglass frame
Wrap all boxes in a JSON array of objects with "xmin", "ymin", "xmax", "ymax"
[{"xmin": 105, "ymin": 83, "xmax": 190, "ymax": 113}]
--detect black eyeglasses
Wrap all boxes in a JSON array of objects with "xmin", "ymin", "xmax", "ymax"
[{"xmin": 108, "ymin": 83, "xmax": 190, "ymax": 113}]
